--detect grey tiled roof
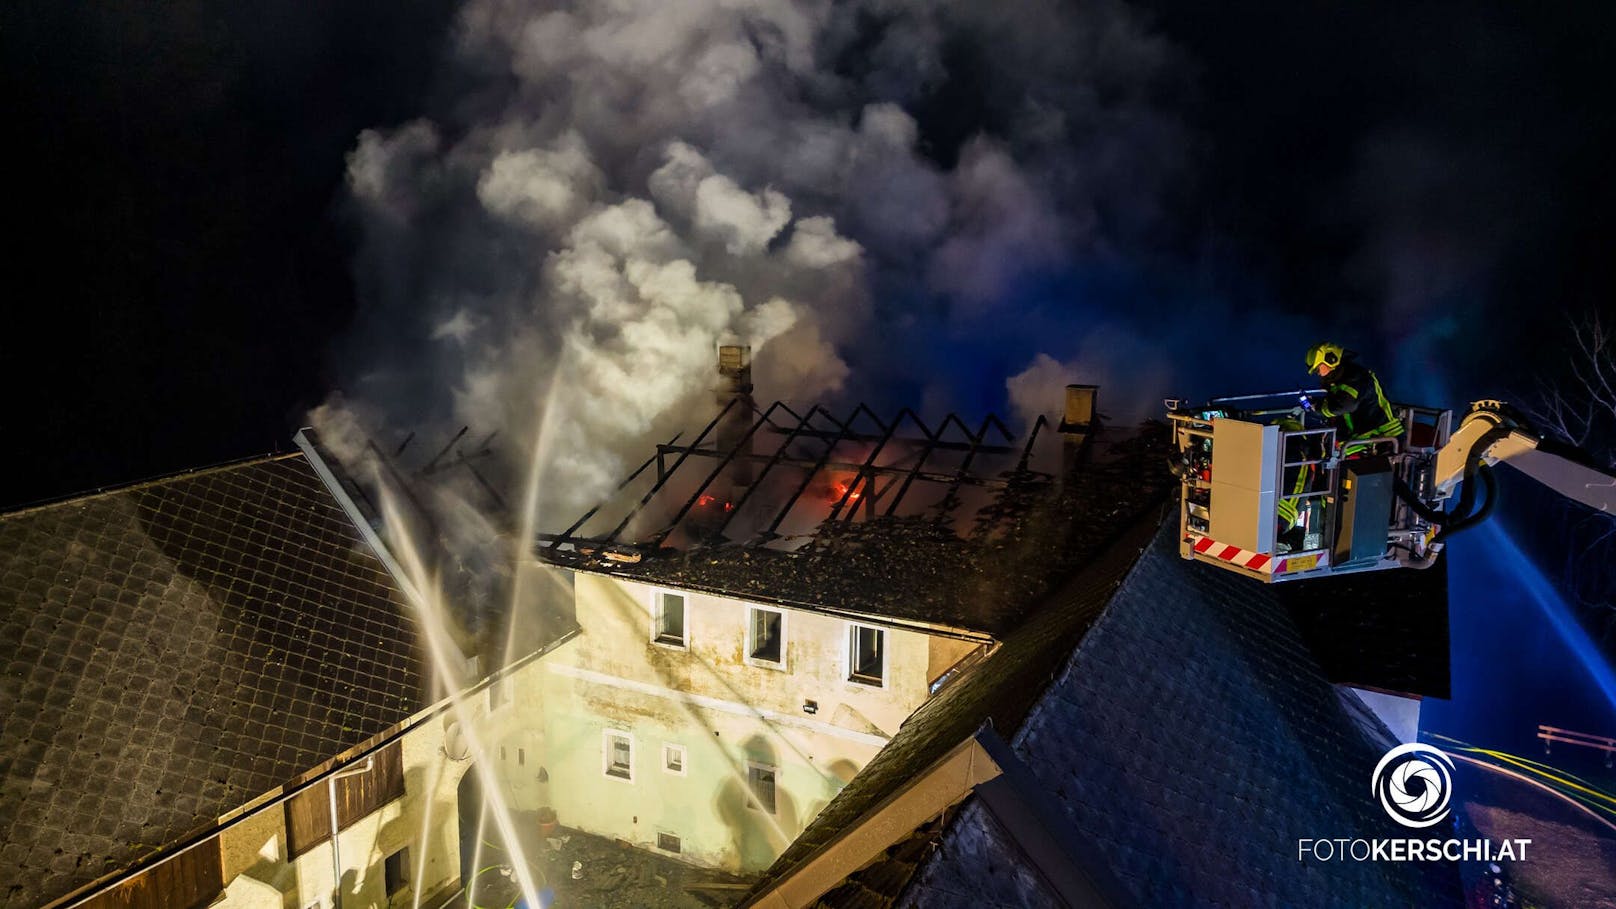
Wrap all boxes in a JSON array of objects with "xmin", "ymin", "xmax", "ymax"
[
  {"xmin": 1278, "ymin": 562, "xmax": 1452, "ymax": 698},
  {"xmin": 899, "ymin": 522, "xmax": 1463, "ymax": 908},
  {"xmin": 0, "ymin": 455, "xmax": 422, "ymax": 909}
]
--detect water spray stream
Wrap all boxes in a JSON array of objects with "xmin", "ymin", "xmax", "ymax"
[
  {"xmin": 1479, "ymin": 522, "xmax": 1616, "ymax": 714},
  {"xmin": 410, "ymin": 748, "xmax": 448, "ymax": 909},
  {"xmin": 502, "ymin": 361, "xmax": 568, "ymax": 675},
  {"xmin": 375, "ymin": 485, "xmax": 546, "ymax": 907}
]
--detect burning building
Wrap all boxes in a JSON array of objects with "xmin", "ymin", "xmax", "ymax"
[{"xmin": 0, "ymin": 347, "xmax": 1459, "ymax": 908}]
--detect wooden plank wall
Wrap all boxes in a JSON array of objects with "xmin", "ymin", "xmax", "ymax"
[
  {"xmin": 77, "ymin": 839, "xmax": 222, "ymax": 909},
  {"xmin": 285, "ymin": 742, "xmax": 405, "ymax": 857}
]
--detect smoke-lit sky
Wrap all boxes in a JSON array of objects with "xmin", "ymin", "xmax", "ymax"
[{"xmin": 5, "ymin": 0, "xmax": 1613, "ymax": 508}]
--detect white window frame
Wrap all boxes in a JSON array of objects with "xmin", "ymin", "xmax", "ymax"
[
  {"xmin": 656, "ymin": 830, "xmax": 682, "ymax": 854},
  {"xmin": 602, "ymin": 730, "xmax": 635, "ymax": 782},
  {"xmin": 650, "ymin": 588, "xmax": 689, "ymax": 649},
  {"xmin": 746, "ymin": 761, "xmax": 778, "ymax": 815},
  {"xmin": 662, "ymin": 742, "xmax": 687, "ymax": 776},
  {"xmin": 744, "ymin": 605, "xmax": 788, "ymax": 671},
  {"xmin": 846, "ymin": 622, "xmax": 887, "ymax": 688}
]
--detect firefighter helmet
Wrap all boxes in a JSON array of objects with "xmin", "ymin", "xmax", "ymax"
[{"xmin": 1305, "ymin": 342, "xmax": 1344, "ymax": 375}]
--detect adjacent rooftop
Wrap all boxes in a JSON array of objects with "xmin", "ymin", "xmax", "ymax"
[{"xmin": 0, "ymin": 454, "xmax": 422, "ymax": 909}]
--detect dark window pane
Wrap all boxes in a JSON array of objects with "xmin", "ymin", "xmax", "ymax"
[
  {"xmin": 657, "ymin": 592, "xmax": 686, "ymax": 644},
  {"xmin": 385, "ymin": 847, "xmax": 409, "ymax": 896},
  {"xmin": 750, "ymin": 609, "xmax": 782, "ymax": 663},
  {"xmin": 850, "ymin": 627, "xmax": 884, "ymax": 684},
  {"xmin": 748, "ymin": 765, "xmax": 777, "ymax": 814}
]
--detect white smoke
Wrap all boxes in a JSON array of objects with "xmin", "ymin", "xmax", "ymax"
[{"xmin": 323, "ymin": 0, "xmax": 1187, "ymax": 524}]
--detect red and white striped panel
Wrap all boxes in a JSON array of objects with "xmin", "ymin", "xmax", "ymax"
[{"xmin": 1190, "ymin": 535, "xmax": 1273, "ymax": 572}]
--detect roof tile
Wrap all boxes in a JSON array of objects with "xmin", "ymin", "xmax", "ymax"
[{"xmin": 0, "ymin": 455, "xmax": 422, "ymax": 909}]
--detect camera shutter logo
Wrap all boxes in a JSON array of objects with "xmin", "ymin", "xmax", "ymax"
[{"xmin": 1372, "ymin": 743, "xmax": 1455, "ymax": 828}]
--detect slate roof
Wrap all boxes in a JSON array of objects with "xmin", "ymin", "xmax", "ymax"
[
  {"xmin": 901, "ymin": 521, "xmax": 1462, "ymax": 908},
  {"xmin": 1277, "ymin": 562, "xmax": 1452, "ymax": 699},
  {"xmin": 746, "ymin": 518, "xmax": 1463, "ymax": 908},
  {"xmin": 0, "ymin": 454, "xmax": 423, "ymax": 909}
]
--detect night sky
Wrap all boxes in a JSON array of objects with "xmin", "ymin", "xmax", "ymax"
[{"xmin": 5, "ymin": 0, "xmax": 1614, "ymax": 508}]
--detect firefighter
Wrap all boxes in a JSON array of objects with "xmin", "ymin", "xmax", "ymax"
[{"xmin": 1304, "ymin": 342, "xmax": 1404, "ymax": 454}]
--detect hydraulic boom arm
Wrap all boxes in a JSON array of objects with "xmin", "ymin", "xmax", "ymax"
[{"xmin": 1433, "ymin": 403, "xmax": 1616, "ymax": 515}]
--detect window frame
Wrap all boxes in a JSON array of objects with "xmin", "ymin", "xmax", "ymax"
[
  {"xmin": 846, "ymin": 622, "xmax": 887, "ymax": 688},
  {"xmin": 602, "ymin": 730, "xmax": 635, "ymax": 782},
  {"xmin": 662, "ymin": 742, "xmax": 688, "ymax": 776},
  {"xmin": 744, "ymin": 605, "xmax": 788, "ymax": 670},
  {"xmin": 746, "ymin": 761, "xmax": 778, "ymax": 815},
  {"xmin": 384, "ymin": 846, "xmax": 410, "ymax": 897},
  {"xmin": 656, "ymin": 831, "xmax": 682, "ymax": 854},
  {"xmin": 650, "ymin": 588, "xmax": 689, "ymax": 649}
]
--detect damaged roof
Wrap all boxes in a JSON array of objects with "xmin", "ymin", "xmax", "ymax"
[
  {"xmin": 540, "ymin": 402, "xmax": 1176, "ymax": 634},
  {"xmin": 0, "ymin": 454, "xmax": 422, "ymax": 909},
  {"xmin": 743, "ymin": 519, "xmax": 1463, "ymax": 909}
]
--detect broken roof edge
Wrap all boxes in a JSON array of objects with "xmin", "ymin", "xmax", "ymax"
[
  {"xmin": 0, "ymin": 450, "xmax": 301, "ymax": 520},
  {"xmin": 735, "ymin": 504, "xmax": 1171, "ymax": 908},
  {"xmin": 561, "ymin": 560, "xmax": 999, "ymax": 643}
]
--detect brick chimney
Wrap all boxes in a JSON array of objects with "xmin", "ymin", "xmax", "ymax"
[
  {"xmin": 716, "ymin": 345, "xmax": 755, "ymax": 486},
  {"xmin": 1059, "ymin": 383, "xmax": 1098, "ymax": 479}
]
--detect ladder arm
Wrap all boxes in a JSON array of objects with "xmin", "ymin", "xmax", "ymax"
[{"xmin": 1434, "ymin": 404, "xmax": 1615, "ymax": 514}]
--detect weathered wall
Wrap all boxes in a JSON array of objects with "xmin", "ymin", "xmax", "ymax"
[
  {"xmin": 468, "ymin": 573, "xmax": 945, "ymax": 874},
  {"xmin": 213, "ymin": 716, "xmax": 470, "ymax": 909}
]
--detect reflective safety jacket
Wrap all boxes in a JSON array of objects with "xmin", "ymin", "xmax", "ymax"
[
  {"xmin": 1276, "ymin": 463, "xmax": 1312, "ymax": 528},
  {"xmin": 1318, "ymin": 356, "xmax": 1404, "ymax": 441}
]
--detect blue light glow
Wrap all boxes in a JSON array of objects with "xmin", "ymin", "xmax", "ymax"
[{"xmin": 1477, "ymin": 522, "xmax": 1616, "ymax": 715}]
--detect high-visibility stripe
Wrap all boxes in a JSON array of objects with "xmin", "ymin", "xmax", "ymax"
[{"xmin": 1189, "ymin": 535, "xmax": 1274, "ymax": 572}]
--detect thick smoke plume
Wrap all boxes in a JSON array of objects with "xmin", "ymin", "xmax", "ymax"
[{"xmin": 317, "ymin": 0, "xmax": 1191, "ymax": 530}]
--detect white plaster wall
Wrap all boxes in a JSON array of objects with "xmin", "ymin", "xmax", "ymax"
[{"xmin": 465, "ymin": 572, "xmax": 941, "ymax": 874}]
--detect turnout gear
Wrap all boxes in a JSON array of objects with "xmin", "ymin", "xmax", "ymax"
[{"xmin": 1306, "ymin": 346, "xmax": 1404, "ymax": 445}]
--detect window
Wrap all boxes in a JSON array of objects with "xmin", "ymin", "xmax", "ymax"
[
  {"xmin": 657, "ymin": 832, "xmax": 682, "ymax": 854},
  {"xmin": 603, "ymin": 731, "xmax": 634, "ymax": 781},
  {"xmin": 663, "ymin": 743, "xmax": 686, "ymax": 776},
  {"xmin": 385, "ymin": 846, "xmax": 409, "ymax": 896},
  {"xmin": 747, "ymin": 606, "xmax": 785, "ymax": 667},
  {"xmin": 654, "ymin": 590, "xmax": 687, "ymax": 646},
  {"xmin": 488, "ymin": 675, "xmax": 509, "ymax": 711},
  {"xmin": 747, "ymin": 763, "xmax": 777, "ymax": 814},
  {"xmin": 848, "ymin": 624, "xmax": 885, "ymax": 686}
]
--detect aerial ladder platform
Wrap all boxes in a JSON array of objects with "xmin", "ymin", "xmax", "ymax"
[{"xmin": 1167, "ymin": 393, "xmax": 1615, "ymax": 583}]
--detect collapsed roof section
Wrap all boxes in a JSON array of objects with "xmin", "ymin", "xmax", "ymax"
[{"xmin": 538, "ymin": 385, "xmax": 1177, "ymax": 635}]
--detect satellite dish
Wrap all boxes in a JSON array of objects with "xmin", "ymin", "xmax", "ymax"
[{"xmin": 442, "ymin": 720, "xmax": 471, "ymax": 761}]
